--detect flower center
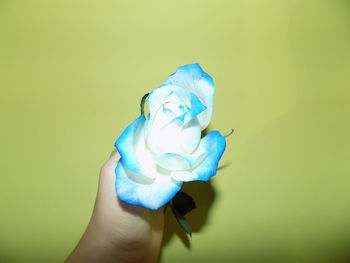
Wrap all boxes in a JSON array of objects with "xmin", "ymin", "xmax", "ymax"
[{"xmin": 162, "ymin": 101, "xmax": 188, "ymax": 119}]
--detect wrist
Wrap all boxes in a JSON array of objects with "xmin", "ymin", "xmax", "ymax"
[{"xmin": 66, "ymin": 215, "xmax": 156, "ymax": 263}]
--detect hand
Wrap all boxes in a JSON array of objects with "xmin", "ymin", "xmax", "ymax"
[{"xmin": 66, "ymin": 150, "xmax": 164, "ymax": 263}]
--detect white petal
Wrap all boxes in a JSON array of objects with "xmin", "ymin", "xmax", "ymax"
[
  {"xmin": 171, "ymin": 171, "xmax": 196, "ymax": 182},
  {"xmin": 115, "ymin": 115, "xmax": 158, "ymax": 179},
  {"xmin": 146, "ymin": 108, "xmax": 184, "ymax": 154},
  {"xmin": 191, "ymin": 131, "xmax": 226, "ymax": 181},
  {"xmin": 148, "ymin": 84, "xmax": 186, "ymax": 117},
  {"xmin": 165, "ymin": 63, "xmax": 214, "ymax": 130},
  {"xmin": 180, "ymin": 118, "xmax": 201, "ymax": 154},
  {"xmin": 153, "ymin": 153, "xmax": 191, "ymax": 171},
  {"xmin": 170, "ymin": 131, "xmax": 225, "ymax": 182},
  {"xmin": 115, "ymin": 162, "xmax": 183, "ymax": 210}
]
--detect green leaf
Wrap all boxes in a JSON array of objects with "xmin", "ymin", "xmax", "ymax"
[
  {"xmin": 140, "ymin": 93, "xmax": 149, "ymax": 116},
  {"xmin": 172, "ymin": 205, "xmax": 193, "ymax": 237},
  {"xmin": 172, "ymin": 190, "xmax": 196, "ymax": 217},
  {"xmin": 170, "ymin": 190, "xmax": 196, "ymax": 237}
]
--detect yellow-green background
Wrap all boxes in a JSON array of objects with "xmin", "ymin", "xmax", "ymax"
[{"xmin": 1, "ymin": 0, "xmax": 349, "ymax": 262}]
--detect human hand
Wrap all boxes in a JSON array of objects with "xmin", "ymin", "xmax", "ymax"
[{"xmin": 66, "ymin": 150, "xmax": 164, "ymax": 263}]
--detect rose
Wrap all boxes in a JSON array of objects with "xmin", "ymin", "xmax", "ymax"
[{"xmin": 115, "ymin": 64, "xmax": 226, "ymax": 210}]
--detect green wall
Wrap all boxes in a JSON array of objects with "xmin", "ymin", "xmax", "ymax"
[{"xmin": 1, "ymin": 0, "xmax": 349, "ymax": 262}]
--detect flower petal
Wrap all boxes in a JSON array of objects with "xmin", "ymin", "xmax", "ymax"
[
  {"xmin": 183, "ymin": 93, "xmax": 207, "ymax": 124},
  {"xmin": 115, "ymin": 161, "xmax": 183, "ymax": 210},
  {"xmin": 171, "ymin": 171, "xmax": 195, "ymax": 182},
  {"xmin": 180, "ymin": 117, "xmax": 201, "ymax": 154},
  {"xmin": 153, "ymin": 153, "xmax": 191, "ymax": 171},
  {"xmin": 148, "ymin": 84, "xmax": 186, "ymax": 117},
  {"xmin": 146, "ymin": 108, "xmax": 185, "ymax": 155},
  {"xmin": 115, "ymin": 115, "xmax": 155, "ymax": 179},
  {"xmin": 165, "ymin": 63, "xmax": 214, "ymax": 130},
  {"xmin": 191, "ymin": 131, "xmax": 226, "ymax": 181}
]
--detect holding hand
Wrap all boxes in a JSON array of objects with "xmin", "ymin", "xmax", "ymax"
[{"xmin": 66, "ymin": 150, "xmax": 164, "ymax": 263}]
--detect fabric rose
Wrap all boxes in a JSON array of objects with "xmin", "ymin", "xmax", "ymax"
[{"xmin": 114, "ymin": 64, "xmax": 226, "ymax": 210}]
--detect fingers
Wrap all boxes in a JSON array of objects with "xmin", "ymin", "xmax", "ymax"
[
  {"xmin": 101, "ymin": 149, "xmax": 120, "ymax": 176},
  {"xmin": 106, "ymin": 149, "xmax": 120, "ymax": 167},
  {"xmin": 100, "ymin": 149, "xmax": 120, "ymax": 174},
  {"xmin": 97, "ymin": 150, "xmax": 120, "ymax": 199}
]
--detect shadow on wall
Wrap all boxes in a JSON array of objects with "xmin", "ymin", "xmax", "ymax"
[
  {"xmin": 0, "ymin": 248, "xmax": 13, "ymax": 263},
  {"xmin": 161, "ymin": 180, "xmax": 217, "ymax": 250}
]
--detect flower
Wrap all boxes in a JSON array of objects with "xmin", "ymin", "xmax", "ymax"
[{"xmin": 114, "ymin": 64, "xmax": 226, "ymax": 210}]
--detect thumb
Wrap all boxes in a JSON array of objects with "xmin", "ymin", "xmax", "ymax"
[{"xmin": 96, "ymin": 150, "xmax": 120, "ymax": 205}]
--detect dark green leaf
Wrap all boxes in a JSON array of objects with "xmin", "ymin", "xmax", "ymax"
[
  {"xmin": 172, "ymin": 205, "xmax": 193, "ymax": 237},
  {"xmin": 140, "ymin": 93, "xmax": 149, "ymax": 116},
  {"xmin": 172, "ymin": 190, "xmax": 196, "ymax": 217}
]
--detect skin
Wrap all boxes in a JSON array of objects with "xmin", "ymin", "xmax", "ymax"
[{"xmin": 65, "ymin": 150, "xmax": 164, "ymax": 263}]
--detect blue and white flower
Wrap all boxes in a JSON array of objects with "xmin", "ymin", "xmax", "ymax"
[{"xmin": 115, "ymin": 64, "xmax": 226, "ymax": 210}]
